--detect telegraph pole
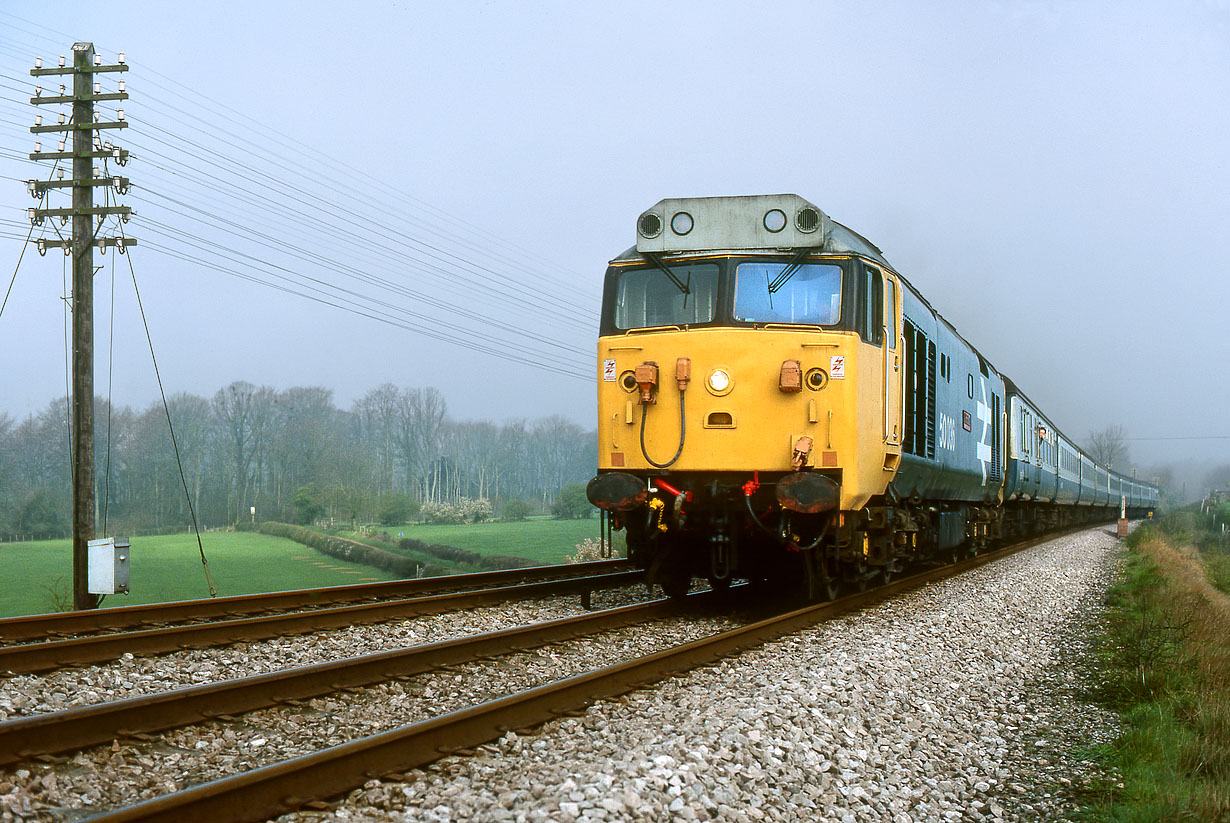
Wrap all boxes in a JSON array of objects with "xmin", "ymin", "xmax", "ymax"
[{"xmin": 29, "ymin": 43, "xmax": 134, "ymax": 611}]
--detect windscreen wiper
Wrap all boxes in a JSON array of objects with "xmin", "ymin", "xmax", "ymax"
[
  {"xmin": 645, "ymin": 252, "xmax": 690, "ymax": 295},
  {"xmin": 767, "ymin": 248, "xmax": 812, "ymax": 294}
]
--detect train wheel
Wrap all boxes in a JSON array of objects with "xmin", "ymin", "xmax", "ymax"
[
  {"xmin": 873, "ymin": 563, "xmax": 893, "ymax": 587},
  {"xmin": 810, "ymin": 548, "xmax": 840, "ymax": 601},
  {"xmin": 944, "ymin": 542, "xmax": 962, "ymax": 565},
  {"xmin": 649, "ymin": 552, "xmax": 691, "ymax": 600},
  {"xmin": 844, "ymin": 558, "xmax": 870, "ymax": 592},
  {"xmin": 660, "ymin": 573, "xmax": 691, "ymax": 599},
  {"xmin": 800, "ymin": 551, "xmax": 819, "ymax": 602}
]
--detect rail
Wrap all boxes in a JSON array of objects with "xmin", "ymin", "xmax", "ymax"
[
  {"xmin": 0, "ymin": 596, "xmax": 684, "ymax": 767},
  {"xmin": 0, "ymin": 560, "xmax": 633, "ymax": 643},
  {"xmin": 0, "ymin": 568, "xmax": 644, "ymax": 675},
  {"xmin": 75, "ymin": 530, "xmax": 1064, "ymax": 823}
]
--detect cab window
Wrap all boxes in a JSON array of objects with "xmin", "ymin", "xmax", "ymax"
[
  {"xmin": 613, "ymin": 263, "xmax": 719, "ymax": 330},
  {"xmin": 733, "ymin": 262, "xmax": 842, "ymax": 325},
  {"xmin": 860, "ymin": 265, "xmax": 883, "ymax": 345}
]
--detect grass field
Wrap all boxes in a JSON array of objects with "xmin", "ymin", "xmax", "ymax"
[
  {"xmin": 0, "ymin": 532, "xmax": 399, "ymax": 618},
  {"xmin": 368, "ymin": 517, "xmax": 621, "ymax": 565}
]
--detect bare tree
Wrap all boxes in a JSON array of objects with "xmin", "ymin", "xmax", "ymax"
[
  {"xmin": 165, "ymin": 393, "xmax": 213, "ymax": 526},
  {"xmin": 1087, "ymin": 424, "xmax": 1130, "ymax": 471},
  {"xmin": 392, "ymin": 387, "xmax": 448, "ymax": 501},
  {"xmin": 213, "ymin": 381, "xmax": 276, "ymax": 522},
  {"xmin": 450, "ymin": 421, "xmax": 500, "ymax": 500},
  {"xmin": 3, "ymin": 380, "xmax": 600, "ymax": 534},
  {"xmin": 354, "ymin": 383, "xmax": 401, "ymax": 493},
  {"xmin": 270, "ymin": 386, "xmax": 338, "ymax": 511},
  {"xmin": 531, "ymin": 415, "xmax": 586, "ymax": 506}
]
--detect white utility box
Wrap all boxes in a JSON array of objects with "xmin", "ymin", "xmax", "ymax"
[{"xmin": 87, "ymin": 537, "xmax": 130, "ymax": 594}]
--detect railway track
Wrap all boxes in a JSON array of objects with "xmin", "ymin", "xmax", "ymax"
[
  {"xmin": 0, "ymin": 596, "xmax": 687, "ymax": 767},
  {"xmin": 3, "ymin": 531, "xmax": 1065, "ymax": 823},
  {"xmin": 0, "ymin": 559, "xmax": 633, "ymax": 643},
  {"xmin": 0, "ymin": 564, "xmax": 642, "ymax": 675}
]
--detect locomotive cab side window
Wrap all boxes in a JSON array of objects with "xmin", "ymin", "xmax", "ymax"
[
  {"xmin": 886, "ymin": 279, "xmax": 898, "ymax": 349},
  {"xmin": 860, "ymin": 265, "xmax": 883, "ymax": 345}
]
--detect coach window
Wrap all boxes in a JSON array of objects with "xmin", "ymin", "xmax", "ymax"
[{"xmin": 967, "ymin": 373, "xmax": 973, "ymax": 399}]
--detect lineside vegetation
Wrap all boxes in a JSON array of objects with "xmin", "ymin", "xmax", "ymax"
[{"xmin": 1079, "ymin": 514, "xmax": 1230, "ymax": 821}]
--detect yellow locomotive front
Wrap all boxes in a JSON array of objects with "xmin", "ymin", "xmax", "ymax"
[{"xmin": 588, "ymin": 195, "xmax": 906, "ymax": 598}]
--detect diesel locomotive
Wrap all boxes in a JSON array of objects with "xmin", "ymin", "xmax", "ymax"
[{"xmin": 586, "ymin": 194, "xmax": 1158, "ymax": 600}]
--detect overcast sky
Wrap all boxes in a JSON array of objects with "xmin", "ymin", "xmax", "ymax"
[{"xmin": 1, "ymin": 1, "xmax": 1227, "ymax": 488}]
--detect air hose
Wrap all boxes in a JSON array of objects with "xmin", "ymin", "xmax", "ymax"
[
  {"xmin": 790, "ymin": 517, "xmax": 832, "ymax": 551},
  {"xmin": 743, "ymin": 486, "xmax": 831, "ymax": 551},
  {"xmin": 640, "ymin": 389, "xmax": 686, "ymax": 469},
  {"xmin": 743, "ymin": 492, "xmax": 782, "ymax": 539}
]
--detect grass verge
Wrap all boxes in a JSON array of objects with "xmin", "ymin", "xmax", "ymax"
[
  {"xmin": 1079, "ymin": 525, "xmax": 1230, "ymax": 821},
  {"xmin": 0, "ymin": 532, "xmax": 399, "ymax": 618}
]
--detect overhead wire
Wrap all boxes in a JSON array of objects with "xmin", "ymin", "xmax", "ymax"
[
  {"xmin": 123, "ymin": 112, "xmax": 596, "ymax": 316},
  {"xmin": 126, "ymin": 183, "xmax": 595, "ymax": 348},
  {"xmin": 102, "ymin": 150, "xmax": 597, "ymax": 365},
  {"xmin": 1, "ymin": 20, "xmax": 602, "ymax": 386},
  {"xmin": 75, "ymin": 110, "xmax": 599, "ymax": 352},
  {"xmin": 1, "ymin": 31, "xmax": 600, "ymax": 308},
  {"xmin": 0, "ymin": 205, "xmax": 35, "ymax": 320},
  {"xmin": 133, "ymin": 214, "xmax": 591, "ymax": 376},
  {"xmin": 112, "ymin": 125, "xmax": 596, "ymax": 332},
  {"xmin": 103, "ymin": 52, "xmax": 594, "ymax": 303},
  {"xmin": 131, "ymin": 230, "xmax": 590, "ymax": 380},
  {"xmin": 1, "ymin": 157, "xmax": 60, "ymax": 320},
  {"xmin": 118, "ymin": 218, "xmax": 216, "ymax": 597}
]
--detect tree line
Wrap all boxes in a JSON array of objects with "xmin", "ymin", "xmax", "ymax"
[{"xmin": 0, "ymin": 381, "xmax": 597, "ymax": 539}]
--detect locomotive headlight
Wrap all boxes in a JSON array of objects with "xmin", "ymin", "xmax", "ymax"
[
  {"xmin": 805, "ymin": 368, "xmax": 829, "ymax": 391},
  {"xmin": 763, "ymin": 208, "xmax": 788, "ymax": 233},
  {"xmin": 706, "ymin": 368, "xmax": 733, "ymax": 396}
]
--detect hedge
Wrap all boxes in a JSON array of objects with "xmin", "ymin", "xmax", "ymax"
[
  {"xmin": 479, "ymin": 554, "xmax": 540, "ymax": 570},
  {"xmin": 259, "ymin": 522, "xmax": 448, "ymax": 578},
  {"xmin": 260, "ymin": 522, "xmax": 541, "ymax": 575},
  {"xmin": 398, "ymin": 537, "xmax": 481, "ymax": 566},
  {"xmin": 397, "ymin": 537, "xmax": 538, "ymax": 570}
]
